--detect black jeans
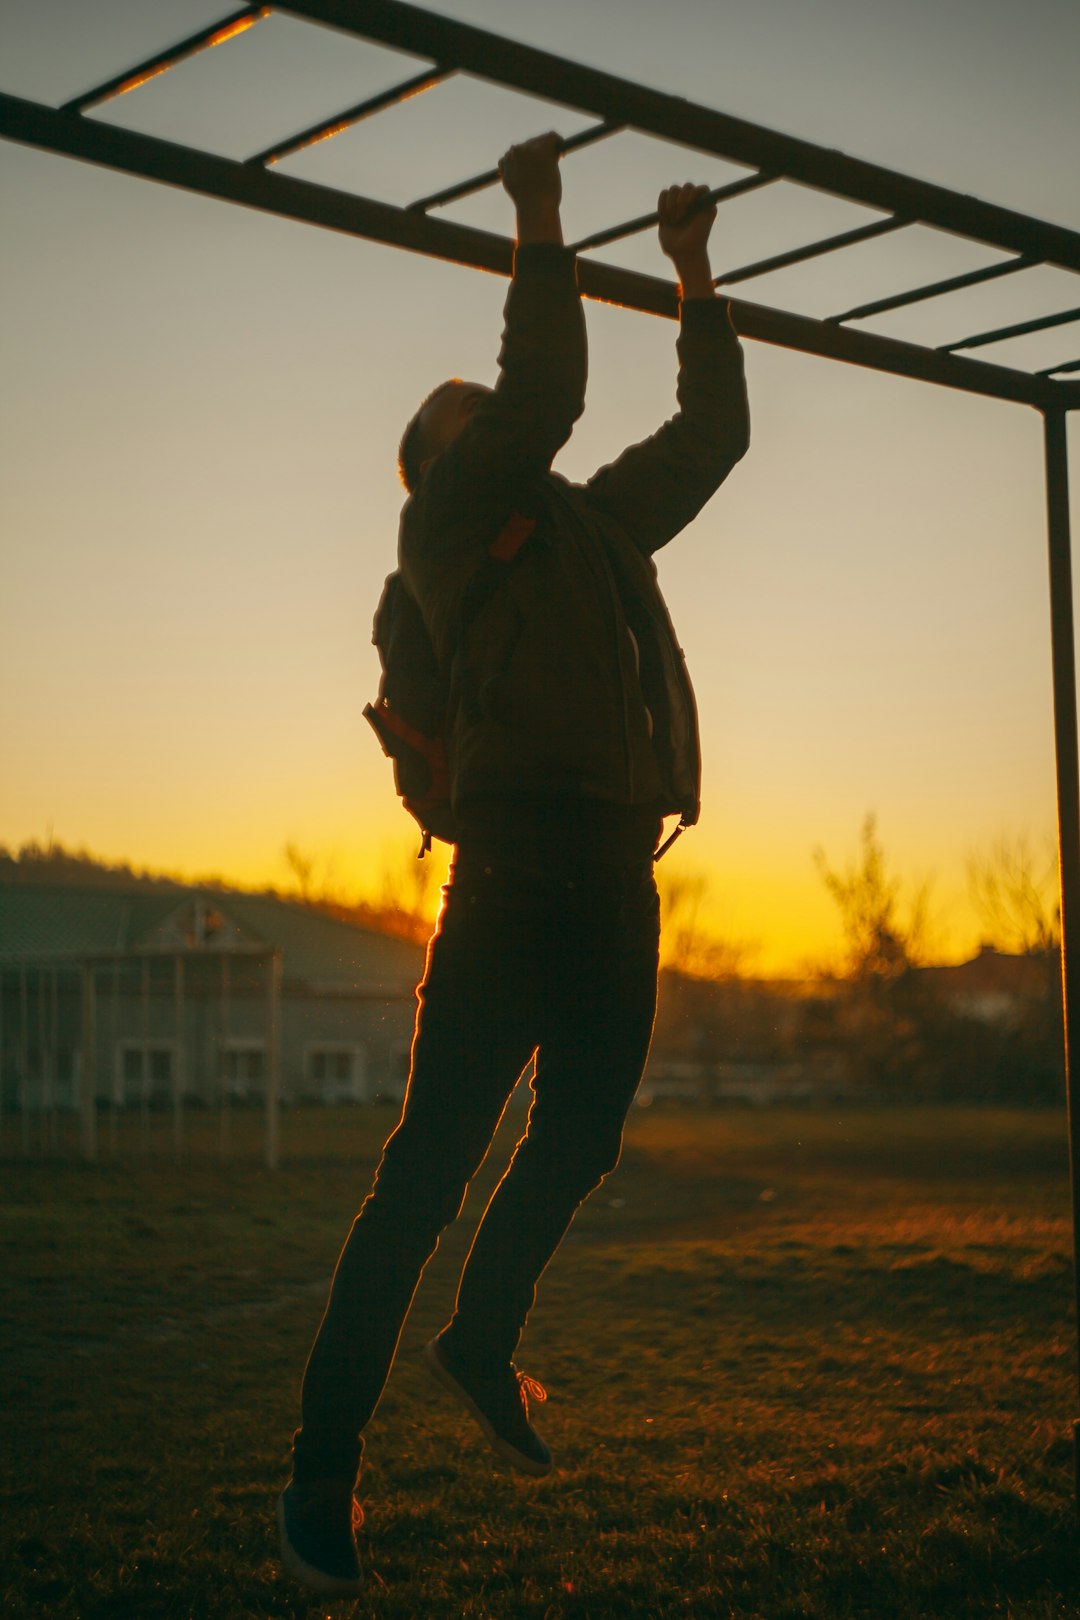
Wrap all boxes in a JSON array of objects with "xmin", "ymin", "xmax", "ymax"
[{"xmin": 292, "ymin": 853, "xmax": 660, "ymax": 1486}]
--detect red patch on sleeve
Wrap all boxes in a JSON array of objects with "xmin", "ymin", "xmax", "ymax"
[{"xmin": 489, "ymin": 511, "xmax": 536, "ymax": 562}]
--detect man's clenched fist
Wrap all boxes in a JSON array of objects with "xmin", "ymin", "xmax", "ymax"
[
  {"xmin": 500, "ymin": 132, "xmax": 564, "ymax": 246},
  {"xmin": 499, "ymin": 132, "xmax": 563, "ymax": 208},
  {"xmin": 658, "ymin": 184, "xmax": 717, "ymax": 264},
  {"xmin": 658, "ymin": 184, "xmax": 717, "ymax": 299}
]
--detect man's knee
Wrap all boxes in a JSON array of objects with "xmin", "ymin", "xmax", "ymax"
[
  {"xmin": 368, "ymin": 1114, "xmax": 489, "ymax": 1229},
  {"xmin": 518, "ymin": 1114, "xmax": 626, "ymax": 1195}
]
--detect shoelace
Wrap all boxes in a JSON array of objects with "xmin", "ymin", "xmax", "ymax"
[{"xmin": 516, "ymin": 1370, "xmax": 547, "ymax": 1416}]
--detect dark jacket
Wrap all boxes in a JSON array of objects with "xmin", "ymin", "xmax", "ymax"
[{"xmin": 399, "ymin": 243, "xmax": 749, "ymax": 827}]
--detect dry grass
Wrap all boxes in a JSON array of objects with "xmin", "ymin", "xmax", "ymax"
[{"xmin": 2, "ymin": 1104, "xmax": 1077, "ymax": 1617}]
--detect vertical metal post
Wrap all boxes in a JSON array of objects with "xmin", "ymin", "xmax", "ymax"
[
  {"xmin": 43, "ymin": 969, "xmax": 54, "ymax": 1149},
  {"xmin": 173, "ymin": 954, "xmax": 185, "ymax": 1161},
  {"xmin": 37, "ymin": 970, "xmax": 48, "ymax": 1155},
  {"xmin": 109, "ymin": 963, "xmax": 120, "ymax": 1157},
  {"xmin": 220, "ymin": 953, "xmax": 231, "ymax": 1160},
  {"xmin": 80, "ymin": 962, "xmax": 97, "ymax": 1162},
  {"xmin": 50, "ymin": 968, "xmax": 60, "ymax": 1151},
  {"xmin": 140, "ymin": 956, "xmax": 150, "ymax": 1155},
  {"xmin": 0, "ymin": 968, "xmax": 5, "ymax": 1157},
  {"xmin": 265, "ymin": 950, "xmax": 281, "ymax": 1171},
  {"xmin": 1043, "ymin": 407, "xmax": 1080, "ymax": 1506},
  {"xmin": 19, "ymin": 966, "xmax": 30, "ymax": 1158}
]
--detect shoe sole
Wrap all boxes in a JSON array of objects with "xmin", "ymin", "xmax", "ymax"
[
  {"xmin": 423, "ymin": 1338, "xmax": 552, "ymax": 1478},
  {"xmin": 276, "ymin": 1492, "xmax": 364, "ymax": 1597}
]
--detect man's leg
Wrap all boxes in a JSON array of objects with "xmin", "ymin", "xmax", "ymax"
[
  {"xmin": 439, "ymin": 863, "xmax": 660, "ymax": 1371},
  {"xmin": 291, "ymin": 885, "xmax": 538, "ymax": 1487}
]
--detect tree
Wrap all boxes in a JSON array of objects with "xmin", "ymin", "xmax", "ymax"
[
  {"xmin": 813, "ymin": 812, "xmax": 932, "ymax": 982},
  {"xmin": 365, "ymin": 842, "xmax": 443, "ymax": 944},
  {"xmin": 966, "ymin": 831, "xmax": 1060, "ymax": 955},
  {"xmin": 655, "ymin": 866, "xmax": 756, "ymax": 980},
  {"xmin": 965, "ymin": 830, "xmax": 1064, "ymax": 1104},
  {"xmin": 281, "ymin": 838, "xmax": 444, "ymax": 945},
  {"xmin": 813, "ymin": 814, "xmax": 935, "ymax": 1090},
  {"xmin": 282, "ymin": 841, "xmax": 315, "ymax": 902}
]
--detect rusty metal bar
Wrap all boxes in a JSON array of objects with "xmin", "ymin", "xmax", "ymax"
[
  {"xmin": 829, "ymin": 253, "xmax": 1037, "ymax": 326},
  {"xmin": 1, "ymin": 91, "xmax": 1075, "ymax": 413},
  {"xmin": 62, "ymin": 5, "xmax": 269, "ymax": 114},
  {"xmin": 246, "ymin": 65, "xmax": 452, "ymax": 166},
  {"xmin": 407, "ymin": 119, "xmax": 620, "ymax": 213},
  {"xmin": 571, "ymin": 171, "xmax": 774, "ymax": 255},
  {"xmin": 712, "ymin": 214, "xmax": 908, "ymax": 287},
  {"xmin": 942, "ymin": 305, "xmax": 1080, "ymax": 355},
  {"xmin": 277, "ymin": 0, "xmax": 1080, "ymax": 273}
]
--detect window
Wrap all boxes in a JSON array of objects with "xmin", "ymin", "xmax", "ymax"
[
  {"xmin": 220, "ymin": 1042, "xmax": 266, "ymax": 1100},
  {"xmin": 115, "ymin": 1042, "xmax": 176, "ymax": 1106},
  {"xmin": 305, "ymin": 1044, "xmax": 366, "ymax": 1102}
]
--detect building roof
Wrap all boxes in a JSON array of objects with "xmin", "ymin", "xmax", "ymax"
[
  {"xmin": 0, "ymin": 887, "xmax": 182, "ymax": 960},
  {"xmin": 919, "ymin": 944, "xmax": 1051, "ymax": 1001},
  {"xmin": 0, "ymin": 883, "xmax": 423, "ymax": 995}
]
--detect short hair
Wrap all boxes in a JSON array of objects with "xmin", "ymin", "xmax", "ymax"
[{"xmin": 397, "ymin": 379, "xmax": 459, "ymax": 494}]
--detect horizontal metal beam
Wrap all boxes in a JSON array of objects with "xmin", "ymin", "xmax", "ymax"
[
  {"xmin": 829, "ymin": 253, "xmax": 1037, "ymax": 325},
  {"xmin": 62, "ymin": 5, "xmax": 268, "ymax": 113},
  {"xmin": 3, "ymin": 93, "xmax": 1075, "ymax": 414},
  {"xmin": 571, "ymin": 171, "xmax": 774, "ymax": 255},
  {"xmin": 407, "ymin": 119, "xmax": 619, "ymax": 213},
  {"xmin": 246, "ymin": 66, "xmax": 451, "ymax": 167},
  {"xmin": 713, "ymin": 214, "xmax": 908, "ymax": 288},
  {"xmin": 942, "ymin": 304, "xmax": 1080, "ymax": 355},
  {"xmin": 277, "ymin": 0, "xmax": 1080, "ymax": 276}
]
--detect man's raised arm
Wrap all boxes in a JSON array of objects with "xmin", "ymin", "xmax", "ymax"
[
  {"xmin": 405, "ymin": 135, "xmax": 586, "ymax": 537},
  {"xmin": 581, "ymin": 184, "xmax": 750, "ymax": 555}
]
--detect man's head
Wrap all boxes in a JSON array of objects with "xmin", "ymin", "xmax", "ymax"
[{"xmin": 398, "ymin": 379, "xmax": 493, "ymax": 493}]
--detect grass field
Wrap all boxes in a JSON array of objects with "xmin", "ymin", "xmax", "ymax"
[{"xmin": 3, "ymin": 1104, "xmax": 1079, "ymax": 1619}]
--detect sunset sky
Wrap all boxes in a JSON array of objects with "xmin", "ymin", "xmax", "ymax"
[{"xmin": 2, "ymin": 0, "xmax": 1079, "ymax": 973}]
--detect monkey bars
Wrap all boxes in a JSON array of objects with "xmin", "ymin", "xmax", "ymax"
[{"xmin": 3, "ymin": 0, "xmax": 1080, "ymax": 1501}]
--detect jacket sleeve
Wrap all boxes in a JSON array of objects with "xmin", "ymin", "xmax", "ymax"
[
  {"xmin": 405, "ymin": 244, "xmax": 587, "ymax": 547},
  {"xmin": 580, "ymin": 297, "xmax": 750, "ymax": 555}
]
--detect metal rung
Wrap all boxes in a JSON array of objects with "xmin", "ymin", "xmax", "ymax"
[
  {"xmin": 1037, "ymin": 357, "xmax": 1080, "ymax": 378},
  {"xmin": 62, "ymin": 6, "xmax": 269, "ymax": 114},
  {"xmin": 407, "ymin": 119, "xmax": 620, "ymax": 213},
  {"xmin": 1, "ymin": 88, "xmax": 1075, "ymax": 412},
  {"xmin": 712, "ymin": 214, "xmax": 907, "ymax": 288},
  {"xmin": 829, "ymin": 253, "xmax": 1037, "ymax": 325},
  {"xmin": 571, "ymin": 170, "xmax": 774, "ymax": 255},
  {"xmin": 247, "ymin": 66, "xmax": 451, "ymax": 166},
  {"xmin": 941, "ymin": 303, "xmax": 1080, "ymax": 353}
]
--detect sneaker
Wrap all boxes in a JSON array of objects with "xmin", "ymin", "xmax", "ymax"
[
  {"xmin": 276, "ymin": 1479, "xmax": 364, "ymax": 1596},
  {"xmin": 424, "ymin": 1332, "xmax": 552, "ymax": 1477}
]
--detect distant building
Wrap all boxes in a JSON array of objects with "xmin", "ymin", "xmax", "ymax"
[
  {"xmin": 647, "ymin": 969, "xmax": 853, "ymax": 1104},
  {"xmin": 917, "ymin": 943, "xmax": 1054, "ymax": 1025},
  {"xmin": 0, "ymin": 883, "xmax": 424, "ymax": 1117}
]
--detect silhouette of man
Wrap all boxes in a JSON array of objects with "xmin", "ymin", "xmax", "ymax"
[{"xmin": 278, "ymin": 132, "xmax": 750, "ymax": 1596}]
